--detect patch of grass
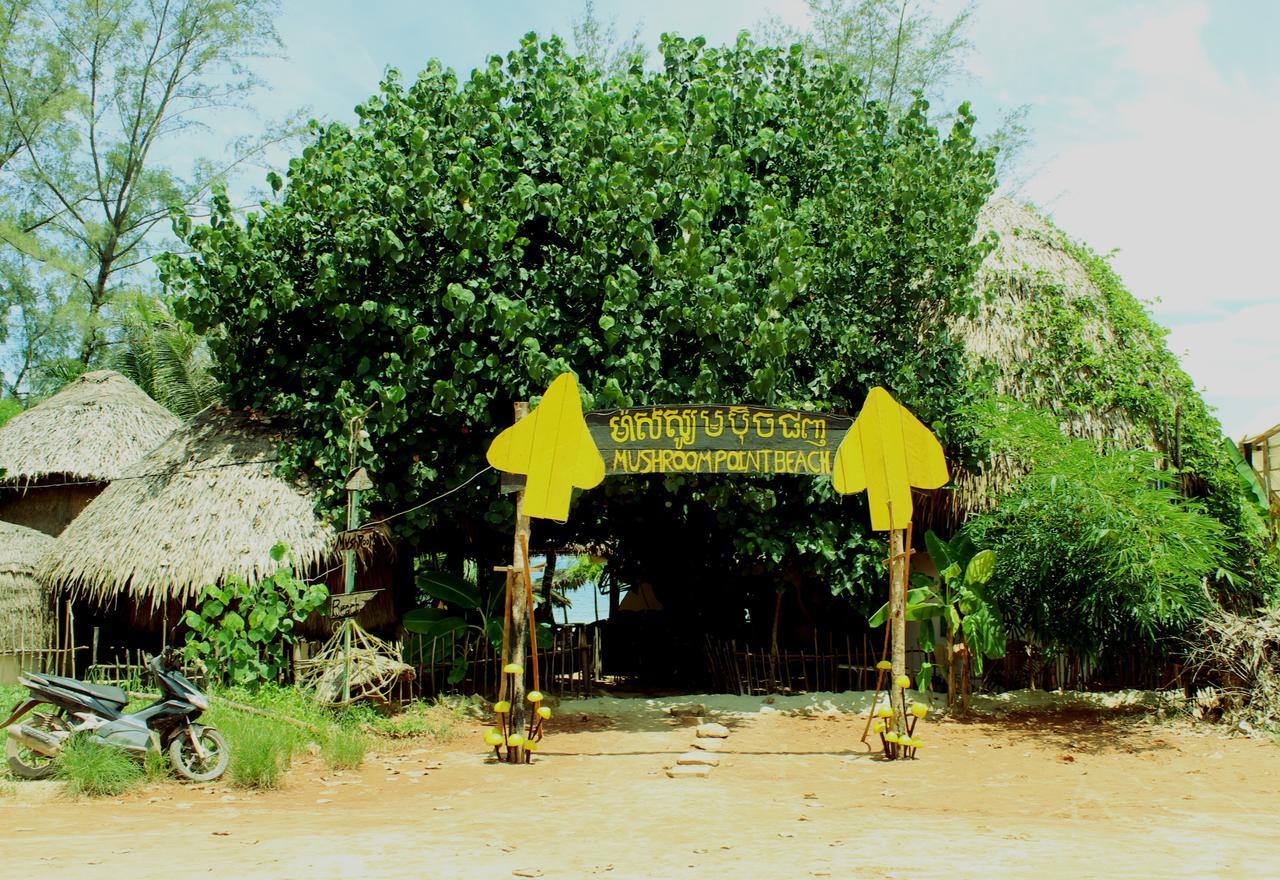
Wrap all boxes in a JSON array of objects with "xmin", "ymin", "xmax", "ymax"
[
  {"xmin": 322, "ymin": 728, "xmax": 369, "ymax": 770},
  {"xmin": 370, "ymin": 698, "xmax": 467, "ymax": 741},
  {"xmin": 55, "ymin": 737, "xmax": 146, "ymax": 798},
  {"xmin": 208, "ymin": 709, "xmax": 295, "ymax": 790}
]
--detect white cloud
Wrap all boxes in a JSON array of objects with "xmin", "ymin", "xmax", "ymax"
[
  {"xmin": 1167, "ymin": 303, "xmax": 1280, "ymax": 438},
  {"xmin": 1018, "ymin": 1, "xmax": 1280, "ymax": 436}
]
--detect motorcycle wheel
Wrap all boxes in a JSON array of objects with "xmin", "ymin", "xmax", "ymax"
[
  {"xmin": 168, "ymin": 726, "xmax": 229, "ymax": 783},
  {"xmin": 5, "ymin": 710, "xmax": 68, "ymax": 780}
]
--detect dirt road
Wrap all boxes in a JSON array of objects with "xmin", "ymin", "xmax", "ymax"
[{"xmin": 3, "ymin": 703, "xmax": 1278, "ymax": 879}]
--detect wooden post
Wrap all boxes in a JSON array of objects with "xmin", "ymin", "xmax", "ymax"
[
  {"xmin": 341, "ymin": 466, "xmax": 373, "ymax": 704},
  {"xmin": 889, "ymin": 527, "xmax": 908, "ymax": 737},
  {"xmin": 508, "ymin": 401, "xmax": 532, "ymax": 762}
]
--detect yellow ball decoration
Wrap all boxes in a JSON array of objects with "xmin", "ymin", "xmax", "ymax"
[
  {"xmin": 910, "ymin": 703, "xmax": 928, "ymax": 719},
  {"xmin": 895, "ymin": 674, "xmax": 911, "ymax": 689},
  {"xmin": 493, "ymin": 700, "xmax": 511, "ymax": 714},
  {"xmin": 526, "ymin": 690, "xmax": 544, "ymax": 703},
  {"xmin": 876, "ymin": 660, "xmax": 893, "ymax": 671},
  {"xmin": 503, "ymin": 663, "xmax": 524, "ymax": 675},
  {"xmin": 872, "ymin": 720, "xmax": 885, "ymax": 734},
  {"xmin": 875, "ymin": 705, "xmax": 893, "ymax": 718},
  {"xmin": 537, "ymin": 705, "xmax": 552, "ymax": 720},
  {"xmin": 507, "ymin": 733, "xmax": 525, "ymax": 747},
  {"xmin": 885, "ymin": 731, "xmax": 900, "ymax": 744},
  {"xmin": 524, "ymin": 740, "xmax": 539, "ymax": 752},
  {"xmin": 483, "ymin": 729, "xmax": 504, "ymax": 747}
]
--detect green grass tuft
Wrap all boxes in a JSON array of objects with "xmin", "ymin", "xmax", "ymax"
[
  {"xmin": 55, "ymin": 737, "xmax": 146, "ymax": 798},
  {"xmin": 322, "ymin": 728, "xmax": 369, "ymax": 770},
  {"xmin": 207, "ymin": 710, "xmax": 295, "ymax": 790}
]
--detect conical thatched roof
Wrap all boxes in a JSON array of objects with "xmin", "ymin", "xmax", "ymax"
[
  {"xmin": 39, "ymin": 407, "xmax": 335, "ymax": 608},
  {"xmin": 0, "ymin": 370, "xmax": 181, "ymax": 485},
  {"xmin": 0, "ymin": 521, "xmax": 54, "ymax": 650},
  {"xmin": 943, "ymin": 198, "xmax": 1217, "ymax": 518}
]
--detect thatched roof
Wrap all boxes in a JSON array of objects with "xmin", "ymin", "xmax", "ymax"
[
  {"xmin": 0, "ymin": 370, "xmax": 181, "ymax": 485},
  {"xmin": 39, "ymin": 407, "xmax": 336, "ymax": 608},
  {"xmin": 0, "ymin": 521, "xmax": 54, "ymax": 650},
  {"xmin": 943, "ymin": 198, "xmax": 1204, "ymax": 519}
]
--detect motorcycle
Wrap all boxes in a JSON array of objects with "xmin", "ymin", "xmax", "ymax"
[{"xmin": 2, "ymin": 649, "xmax": 228, "ymax": 782}]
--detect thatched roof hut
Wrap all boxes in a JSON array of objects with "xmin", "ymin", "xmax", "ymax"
[
  {"xmin": 0, "ymin": 370, "xmax": 181, "ymax": 535},
  {"xmin": 0, "ymin": 521, "xmax": 55, "ymax": 656},
  {"xmin": 39, "ymin": 407, "xmax": 335, "ymax": 609},
  {"xmin": 941, "ymin": 198, "xmax": 1223, "ymax": 520},
  {"xmin": 38, "ymin": 407, "xmax": 398, "ymax": 640}
]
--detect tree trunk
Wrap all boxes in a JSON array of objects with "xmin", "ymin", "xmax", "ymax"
[
  {"xmin": 79, "ymin": 237, "xmax": 117, "ymax": 366},
  {"xmin": 508, "ymin": 402, "xmax": 531, "ymax": 762}
]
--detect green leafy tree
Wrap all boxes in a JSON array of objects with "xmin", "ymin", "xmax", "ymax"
[
  {"xmin": 0, "ymin": 0, "xmax": 294, "ymax": 392},
  {"xmin": 163, "ymin": 33, "xmax": 996, "ymax": 618}
]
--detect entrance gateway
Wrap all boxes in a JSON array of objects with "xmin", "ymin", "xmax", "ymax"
[{"xmin": 481, "ymin": 373, "xmax": 946, "ymax": 763}]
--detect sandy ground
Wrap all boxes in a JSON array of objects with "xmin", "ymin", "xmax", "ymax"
[{"xmin": 3, "ymin": 693, "xmax": 1279, "ymax": 880}]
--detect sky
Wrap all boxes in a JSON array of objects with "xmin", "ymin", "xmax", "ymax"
[{"xmin": 217, "ymin": 0, "xmax": 1278, "ymax": 438}]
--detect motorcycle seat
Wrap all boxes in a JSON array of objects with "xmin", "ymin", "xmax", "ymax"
[{"xmin": 29, "ymin": 673, "xmax": 128, "ymax": 707}]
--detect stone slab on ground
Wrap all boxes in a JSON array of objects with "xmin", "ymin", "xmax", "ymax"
[
  {"xmin": 691, "ymin": 738, "xmax": 724, "ymax": 751},
  {"xmin": 666, "ymin": 764, "xmax": 713, "ymax": 779},
  {"xmin": 676, "ymin": 752, "xmax": 721, "ymax": 767},
  {"xmin": 695, "ymin": 722, "xmax": 731, "ymax": 738}
]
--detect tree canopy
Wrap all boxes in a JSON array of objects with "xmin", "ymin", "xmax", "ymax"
[
  {"xmin": 164, "ymin": 32, "xmax": 997, "ymax": 612},
  {"xmin": 0, "ymin": 0, "xmax": 287, "ymax": 397}
]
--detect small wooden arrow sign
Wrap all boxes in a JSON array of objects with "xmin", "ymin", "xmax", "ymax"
[{"xmin": 328, "ymin": 589, "xmax": 381, "ymax": 619}]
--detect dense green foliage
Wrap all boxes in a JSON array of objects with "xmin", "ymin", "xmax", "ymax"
[
  {"xmin": 163, "ymin": 33, "xmax": 996, "ymax": 612},
  {"xmin": 979, "ymin": 218, "xmax": 1275, "ymax": 598},
  {"xmin": 182, "ymin": 545, "xmax": 330, "ymax": 686},
  {"xmin": 966, "ymin": 400, "xmax": 1236, "ymax": 659}
]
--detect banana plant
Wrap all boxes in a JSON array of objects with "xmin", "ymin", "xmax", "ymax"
[
  {"xmin": 403, "ymin": 571, "xmax": 551, "ymax": 686},
  {"xmin": 868, "ymin": 530, "xmax": 1004, "ymax": 711}
]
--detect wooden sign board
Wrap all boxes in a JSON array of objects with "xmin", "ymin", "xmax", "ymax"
[
  {"xmin": 328, "ymin": 589, "xmax": 382, "ymax": 620},
  {"xmin": 585, "ymin": 406, "xmax": 853, "ymax": 476}
]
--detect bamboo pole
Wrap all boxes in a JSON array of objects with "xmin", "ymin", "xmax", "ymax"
[{"xmin": 889, "ymin": 527, "xmax": 908, "ymax": 737}]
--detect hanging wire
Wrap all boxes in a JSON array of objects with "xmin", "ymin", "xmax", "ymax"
[{"xmin": 348, "ymin": 466, "xmax": 495, "ymax": 532}]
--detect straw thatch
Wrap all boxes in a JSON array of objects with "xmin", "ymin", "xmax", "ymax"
[
  {"xmin": 942, "ymin": 198, "xmax": 1195, "ymax": 520},
  {"xmin": 0, "ymin": 521, "xmax": 55, "ymax": 651},
  {"xmin": 39, "ymin": 406, "xmax": 336, "ymax": 608},
  {"xmin": 0, "ymin": 370, "xmax": 181, "ymax": 485}
]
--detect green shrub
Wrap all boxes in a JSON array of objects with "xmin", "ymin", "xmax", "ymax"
[
  {"xmin": 322, "ymin": 728, "xmax": 368, "ymax": 770},
  {"xmin": 56, "ymin": 737, "xmax": 146, "ymax": 798}
]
